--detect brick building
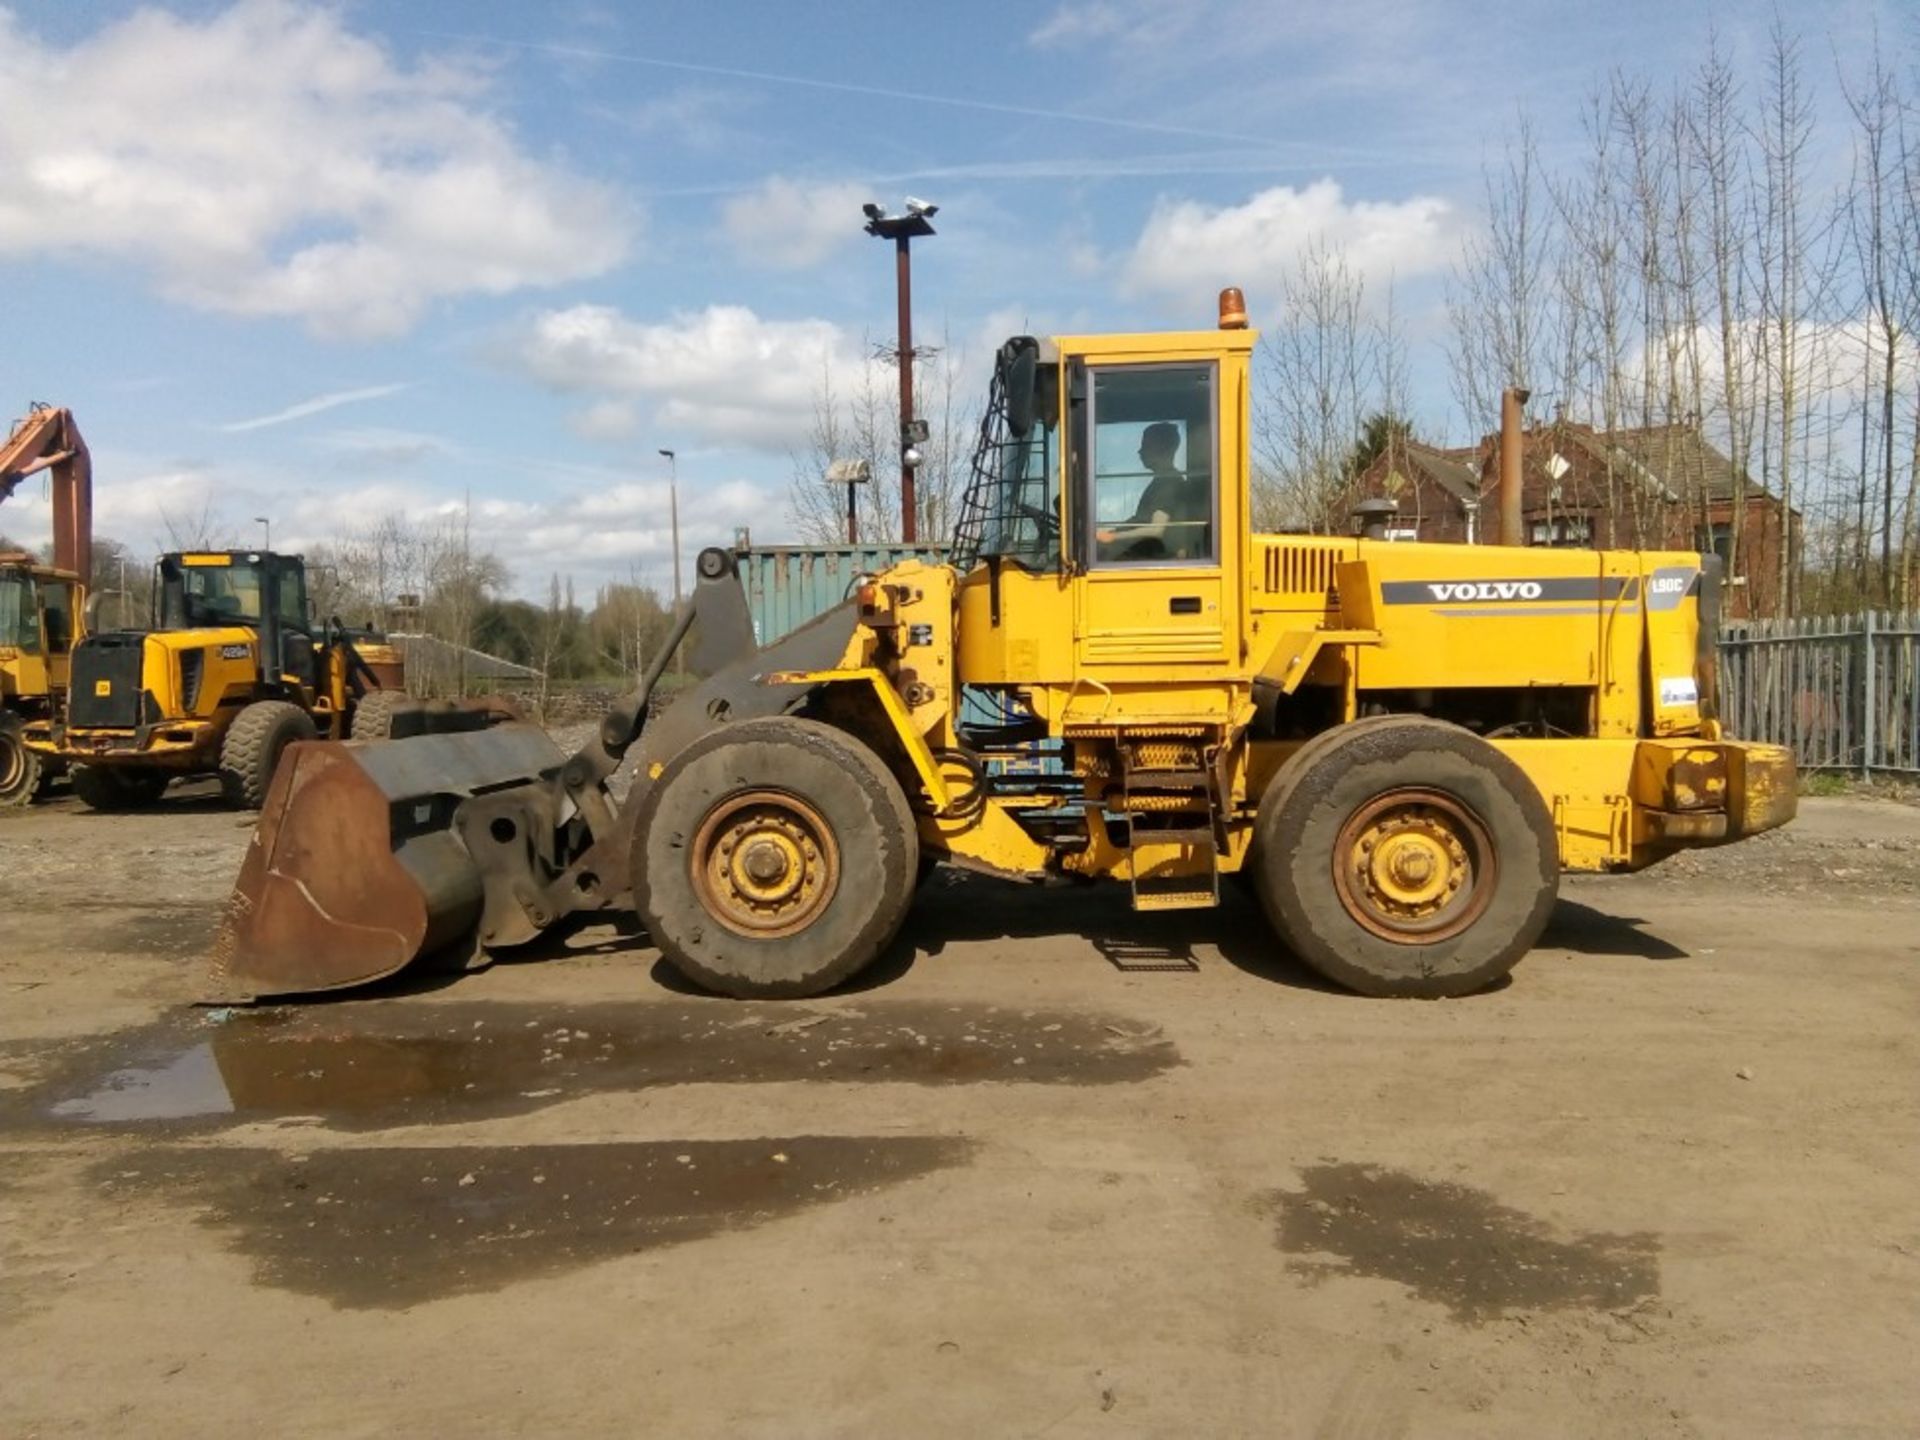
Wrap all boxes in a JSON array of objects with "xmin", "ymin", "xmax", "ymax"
[{"xmin": 1348, "ymin": 421, "xmax": 1798, "ymax": 618}]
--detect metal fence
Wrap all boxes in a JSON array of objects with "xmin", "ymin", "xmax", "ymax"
[{"xmin": 1719, "ymin": 612, "xmax": 1920, "ymax": 775}]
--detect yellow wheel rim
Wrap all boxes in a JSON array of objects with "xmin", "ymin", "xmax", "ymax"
[
  {"xmin": 691, "ymin": 790, "xmax": 840, "ymax": 939},
  {"xmin": 1332, "ymin": 788, "xmax": 1496, "ymax": 944}
]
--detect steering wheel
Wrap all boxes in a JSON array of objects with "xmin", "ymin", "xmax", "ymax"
[{"xmin": 1015, "ymin": 502, "xmax": 1059, "ymax": 538}]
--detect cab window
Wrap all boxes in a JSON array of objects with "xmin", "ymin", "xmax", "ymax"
[
  {"xmin": 1082, "ymin": 363, "xmax": 1217, "ymax": 567},
  {"xmin": 273, "ymin": 566, "xmax": 309, "ymax": 631},
  {"xmin": 0, "ymin": 573, "xmax": 39, "ymax": 651}
]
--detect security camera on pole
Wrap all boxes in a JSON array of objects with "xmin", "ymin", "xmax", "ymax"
[{"xmin": 862, "ymin": 198, "xmax": 937, "ymax": 544}]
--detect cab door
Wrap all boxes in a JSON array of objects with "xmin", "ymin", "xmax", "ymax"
[{"xmin": 1070, "ymin": 357, "xmax": 1236, "ymax": 672}]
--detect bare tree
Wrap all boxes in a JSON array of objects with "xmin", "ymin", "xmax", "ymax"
[
  {"xmin": 1256, "ymin": 239, "xmax": 1384, "ymax": 532},
  {"xmin": 1840, "ymin": 32, "xmax": 1908, "ymax": 605},
  {"xmin": 785, "ymin": 331, "xmax": 980, "ymax": 547},
  {"xmin": 1447, "ymin": 119, "xmax": 1552, "ymax": 430}
]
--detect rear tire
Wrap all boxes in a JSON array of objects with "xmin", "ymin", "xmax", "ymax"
[
  {"xmin": 71, "ymin": 764, "xmax": 168, "ymax": 811},
  {"xmin": 1250, "ymin": 717, "xmax": 1558, "ymax": 998},
  {"xmin": 350, "ymin": 689, "xmax": 404, "ymax": 742},
  {"xmin": 0, "ymin": 713, "xmax": 41, "ymax": 808},
  {"xmin": 633, "ymin": 717, "xmax": 919, "ymax": 998},
  {"xmin": 219, "ymin": 700, "xmax": 317, "ymax": 809}
]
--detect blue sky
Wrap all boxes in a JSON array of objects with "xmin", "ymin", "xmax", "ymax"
[{"xmin": 0, "ymin": 0, "xmax": 1903, "ymax": 595}]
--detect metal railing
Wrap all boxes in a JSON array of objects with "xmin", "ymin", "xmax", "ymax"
[{"xmin": 1719, "ymin": 611, "xmax": 1920, "ymax": 775}]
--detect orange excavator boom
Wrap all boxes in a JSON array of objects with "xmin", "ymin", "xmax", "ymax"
[{"xmin": 0, "ymin": 405, "xmax": 92, "ymax": 581}]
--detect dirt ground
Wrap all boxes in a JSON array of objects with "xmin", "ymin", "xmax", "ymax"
[{"xmin": 1, "ymin": 779, "xmax": 1915, "ymax": 1438}]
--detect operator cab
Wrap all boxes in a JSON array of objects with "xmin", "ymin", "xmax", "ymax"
[
  {"xmin": 155, "ymin": 551, "xmax": 316, "ymax": 688},
  {"xmin": 0, "ymin": 562, "xmax": 76, "ymax": 655},
  {"xmin": 952, "ymin": 293, "xmax": 1250, "ymax": 680},
  {"xmin": 157, "ymin": 551, "xmax": 308, "ymax": 633}
]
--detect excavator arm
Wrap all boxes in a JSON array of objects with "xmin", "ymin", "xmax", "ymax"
[{"xmin": 0, "ymin": 406, "xmax": 92, "ymax": 582}]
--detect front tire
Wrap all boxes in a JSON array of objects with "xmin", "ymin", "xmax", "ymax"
[
  {"xmin": 219, "ymin": 701, "xmax": 317, "ymax": 809},
  {"xmin": 1251, "ymin": 717, "xmax": 1559, "ymax": 998},
  {"xmin": 0, "ymin": 712, "xmax": 41, "ymax": 808},
  {"xmin": 633, "ymin": 717, "xmax": 919, "ymax": 998}
]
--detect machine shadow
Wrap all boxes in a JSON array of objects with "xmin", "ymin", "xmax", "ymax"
[
  {"xmin": 904, "ymin": 868, "xmax": 1347, "ymax": 996},
  {"xmin": 1541, "ymin": 898, "xmax": 1691, "ymax": 961}
]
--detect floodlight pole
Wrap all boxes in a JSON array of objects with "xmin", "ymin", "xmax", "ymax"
[
  {"xmin": 658, "ymin": 448, "xmax": 681, "ymax": 605},
  {"xmin": 893, "ymin": 234, "xmax": 916, "ymax": 544},
  {"xmin": 864, "ymin": 205, "xmax": 936, "ymax": 545}
]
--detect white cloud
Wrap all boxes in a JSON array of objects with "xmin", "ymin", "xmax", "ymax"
[
  {"xmin": 1122, "ymin": 180, "xmax": 1461, "ymax": 317},
  {"xmin": 0, "ymin": 1, "xmax": 632, "ymax": 338},
  {"xmin": 1028, "ymin": 3, "xmax": 1131, "ymax": 47},
  {"xmin": 221, "ymin": 384, "xmax": 412, "ymax": 433},
  {"xmin": 567, "ymin": 400, "xmax": 642, "ymax": 443},
  {"xmin": 514, "ymin": 303, "xmax": 868, "ymax": 450},
  {"xmin": 3, "ymin": 449, "xmax": 776, "ymax": 600},
  {"xmin": 720, "ymin": 177, "xmax": 872, "ymax": 270}
]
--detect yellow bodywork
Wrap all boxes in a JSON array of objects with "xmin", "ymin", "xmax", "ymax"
[{"xmin": 771, "ymin": 322, "xmax": 1792, "ymax": 891}]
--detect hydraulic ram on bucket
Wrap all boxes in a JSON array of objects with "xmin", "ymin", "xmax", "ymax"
[{"xmin": 208, "ymin": 547, "xmax": 859, "ymax": 1001}]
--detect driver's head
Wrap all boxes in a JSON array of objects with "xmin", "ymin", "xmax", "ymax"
[{"xmin": 1140, "ymin": 422, "xmax": 1180, "ymax": 470}]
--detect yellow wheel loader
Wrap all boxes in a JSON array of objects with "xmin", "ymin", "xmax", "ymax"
[
  {"xmin": 211, "ymin": 293, "xmax": 1795, "ymax": 1003},
  {"xmin": 32, "ymin": 549, "xmax": 408, "ymax": 810}
]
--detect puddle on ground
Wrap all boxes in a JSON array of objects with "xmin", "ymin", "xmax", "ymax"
[
  {"xmin": 40, "ymin": 1000, "xmax": 1179, "ymax": 1130},
  {"xmin": 1267, "ymin": 1163, "xmax": 1659, "ymax": 1322},
  {"xmin": 94, "ymin": 1136, "xmax": 970, "ymax": 1309}
]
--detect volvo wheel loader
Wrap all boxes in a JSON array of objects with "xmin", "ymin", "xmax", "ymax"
[
  {"xmin": 29, "ymin": 548, "xmax": 410, "ymax": 810},
  {"xmin": 210, "ymin": 291, "xmax": 1795, "ymax": 1003},
  {"xmin": 0, "ymin": 405, "xmax": 91, "ymax": 806}
]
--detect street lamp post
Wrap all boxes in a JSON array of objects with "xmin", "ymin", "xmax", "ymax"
[
  {"xmin": 253, "ymin": 515, "xmax": 270, "ymax": 551},
  {"xmin": 657, "ymin": 448, "xmax": 681, "ymax": 606},
  {"xmin": 863, "ymin": 199, "xmax": 937, "ymax": 544}
]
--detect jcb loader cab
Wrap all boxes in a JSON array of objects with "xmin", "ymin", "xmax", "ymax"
[
  {"xmin": 36, "ymin": 549, "xmax": 399, "ymax": 810},
  {"xmin": 212, "ymin": 292, "xmax": 1795, "ymax": 1004}
]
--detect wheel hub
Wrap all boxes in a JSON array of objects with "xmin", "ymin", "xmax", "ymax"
[
  {"xmin": 1334, "ymin": 788, "xmax": 1496, "ymax": 943},
  {"xmin": 691, "ymin": 790, "xmax": 840, "ymax": 938}
]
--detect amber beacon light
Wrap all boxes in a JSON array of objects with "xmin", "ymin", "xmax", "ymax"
[{"xmin": 1218, "ymin": 286, "xmax": 1248, "ymax": 330}]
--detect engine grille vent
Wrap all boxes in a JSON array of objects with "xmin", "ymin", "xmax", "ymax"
[
  {"xmin": 1263, "ymin": 544, "xmax": 1340, "ymax": 600},
  {"xmin": 179, "ymin": 648, "xmax": 206, "ymax": 712}
]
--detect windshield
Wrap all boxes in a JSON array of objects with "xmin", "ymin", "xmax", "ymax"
[
  {"xmin": 0, "ymin": 572, "xmax": 38, "ymax": 651},
  {"xmin": 951, "ymin": 343, "xmax": 1060, "ymax": 572},
  {"xmin": 162, "ymin": 560, "xmax": 265, "ymax": 628}
]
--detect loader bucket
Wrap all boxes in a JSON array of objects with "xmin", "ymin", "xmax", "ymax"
[{"xmin": 207, "ymin": 723, "xmax": 567, "ymax": 1001}]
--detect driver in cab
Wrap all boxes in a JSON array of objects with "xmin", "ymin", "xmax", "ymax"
[{"xmin": 1096, "ymin": 422, "xmax": 1209, "ymax": 561}]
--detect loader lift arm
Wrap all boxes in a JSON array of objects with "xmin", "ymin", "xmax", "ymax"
[{"xmin": 0, "ymin": 405, "xmax": 91, "ymax": 582}]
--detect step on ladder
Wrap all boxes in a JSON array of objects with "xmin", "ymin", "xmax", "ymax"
[{"xmin": 1121, "ymin": 760, "xmax": 1225, "ymax": 912}]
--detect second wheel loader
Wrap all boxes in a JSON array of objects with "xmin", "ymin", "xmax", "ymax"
[
  {"xmin": 210, "ymin": 290, "xmax": 1795, "ymax": 1004},
  {"xmin": 31, "ymin": 548, "xmax": 407, "ymax": 809}
]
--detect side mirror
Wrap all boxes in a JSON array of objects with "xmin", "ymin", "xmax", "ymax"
[{"xmin": 999, "ymin": 337, "xmax": 1039, "ymax": 439}]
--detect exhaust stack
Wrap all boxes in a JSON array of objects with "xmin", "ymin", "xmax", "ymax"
[{"xmin": 1499, "ymin": 386, "xmax": 1530, "ymax": 546}]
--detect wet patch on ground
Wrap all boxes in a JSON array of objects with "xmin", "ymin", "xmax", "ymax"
[
  {"xmin": 1267, "ymin": 1163, "xmax": 1659, "ymax": 1322},
  {"xmin": 12, "ymin": 900, "xmax": 224, "ymax": 961},
  {"xmin": 91, "ymin": 1135, "xmax": 971, "ymax": 1309},
  {"xmin": 23, "ymin": 999, "xmax": 1180, "ymax": 1132}
]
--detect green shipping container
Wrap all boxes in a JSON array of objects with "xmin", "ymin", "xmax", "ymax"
[{"xmin": 736, "ymin": 543, "xmax": 947, "ymax": 646}]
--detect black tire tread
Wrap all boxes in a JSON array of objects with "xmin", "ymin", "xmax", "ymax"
[
  {"xmin": 0, "ymin": 711, "xmax": 41, "ymax": 808},
  {"xmin": 219, "ymin": 700, "xmax": 317, "ymax": 809},
  {"xmin": 1252, "ymin": 716, "xmax": 1559, "ymax": 999},
  {"xmin": 634, "ymin": 716, "xmax": 919, "ymax": 999},
  {"xmin": 350, "ymin": 689, "xmax": 404, "ymax": 742}
]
